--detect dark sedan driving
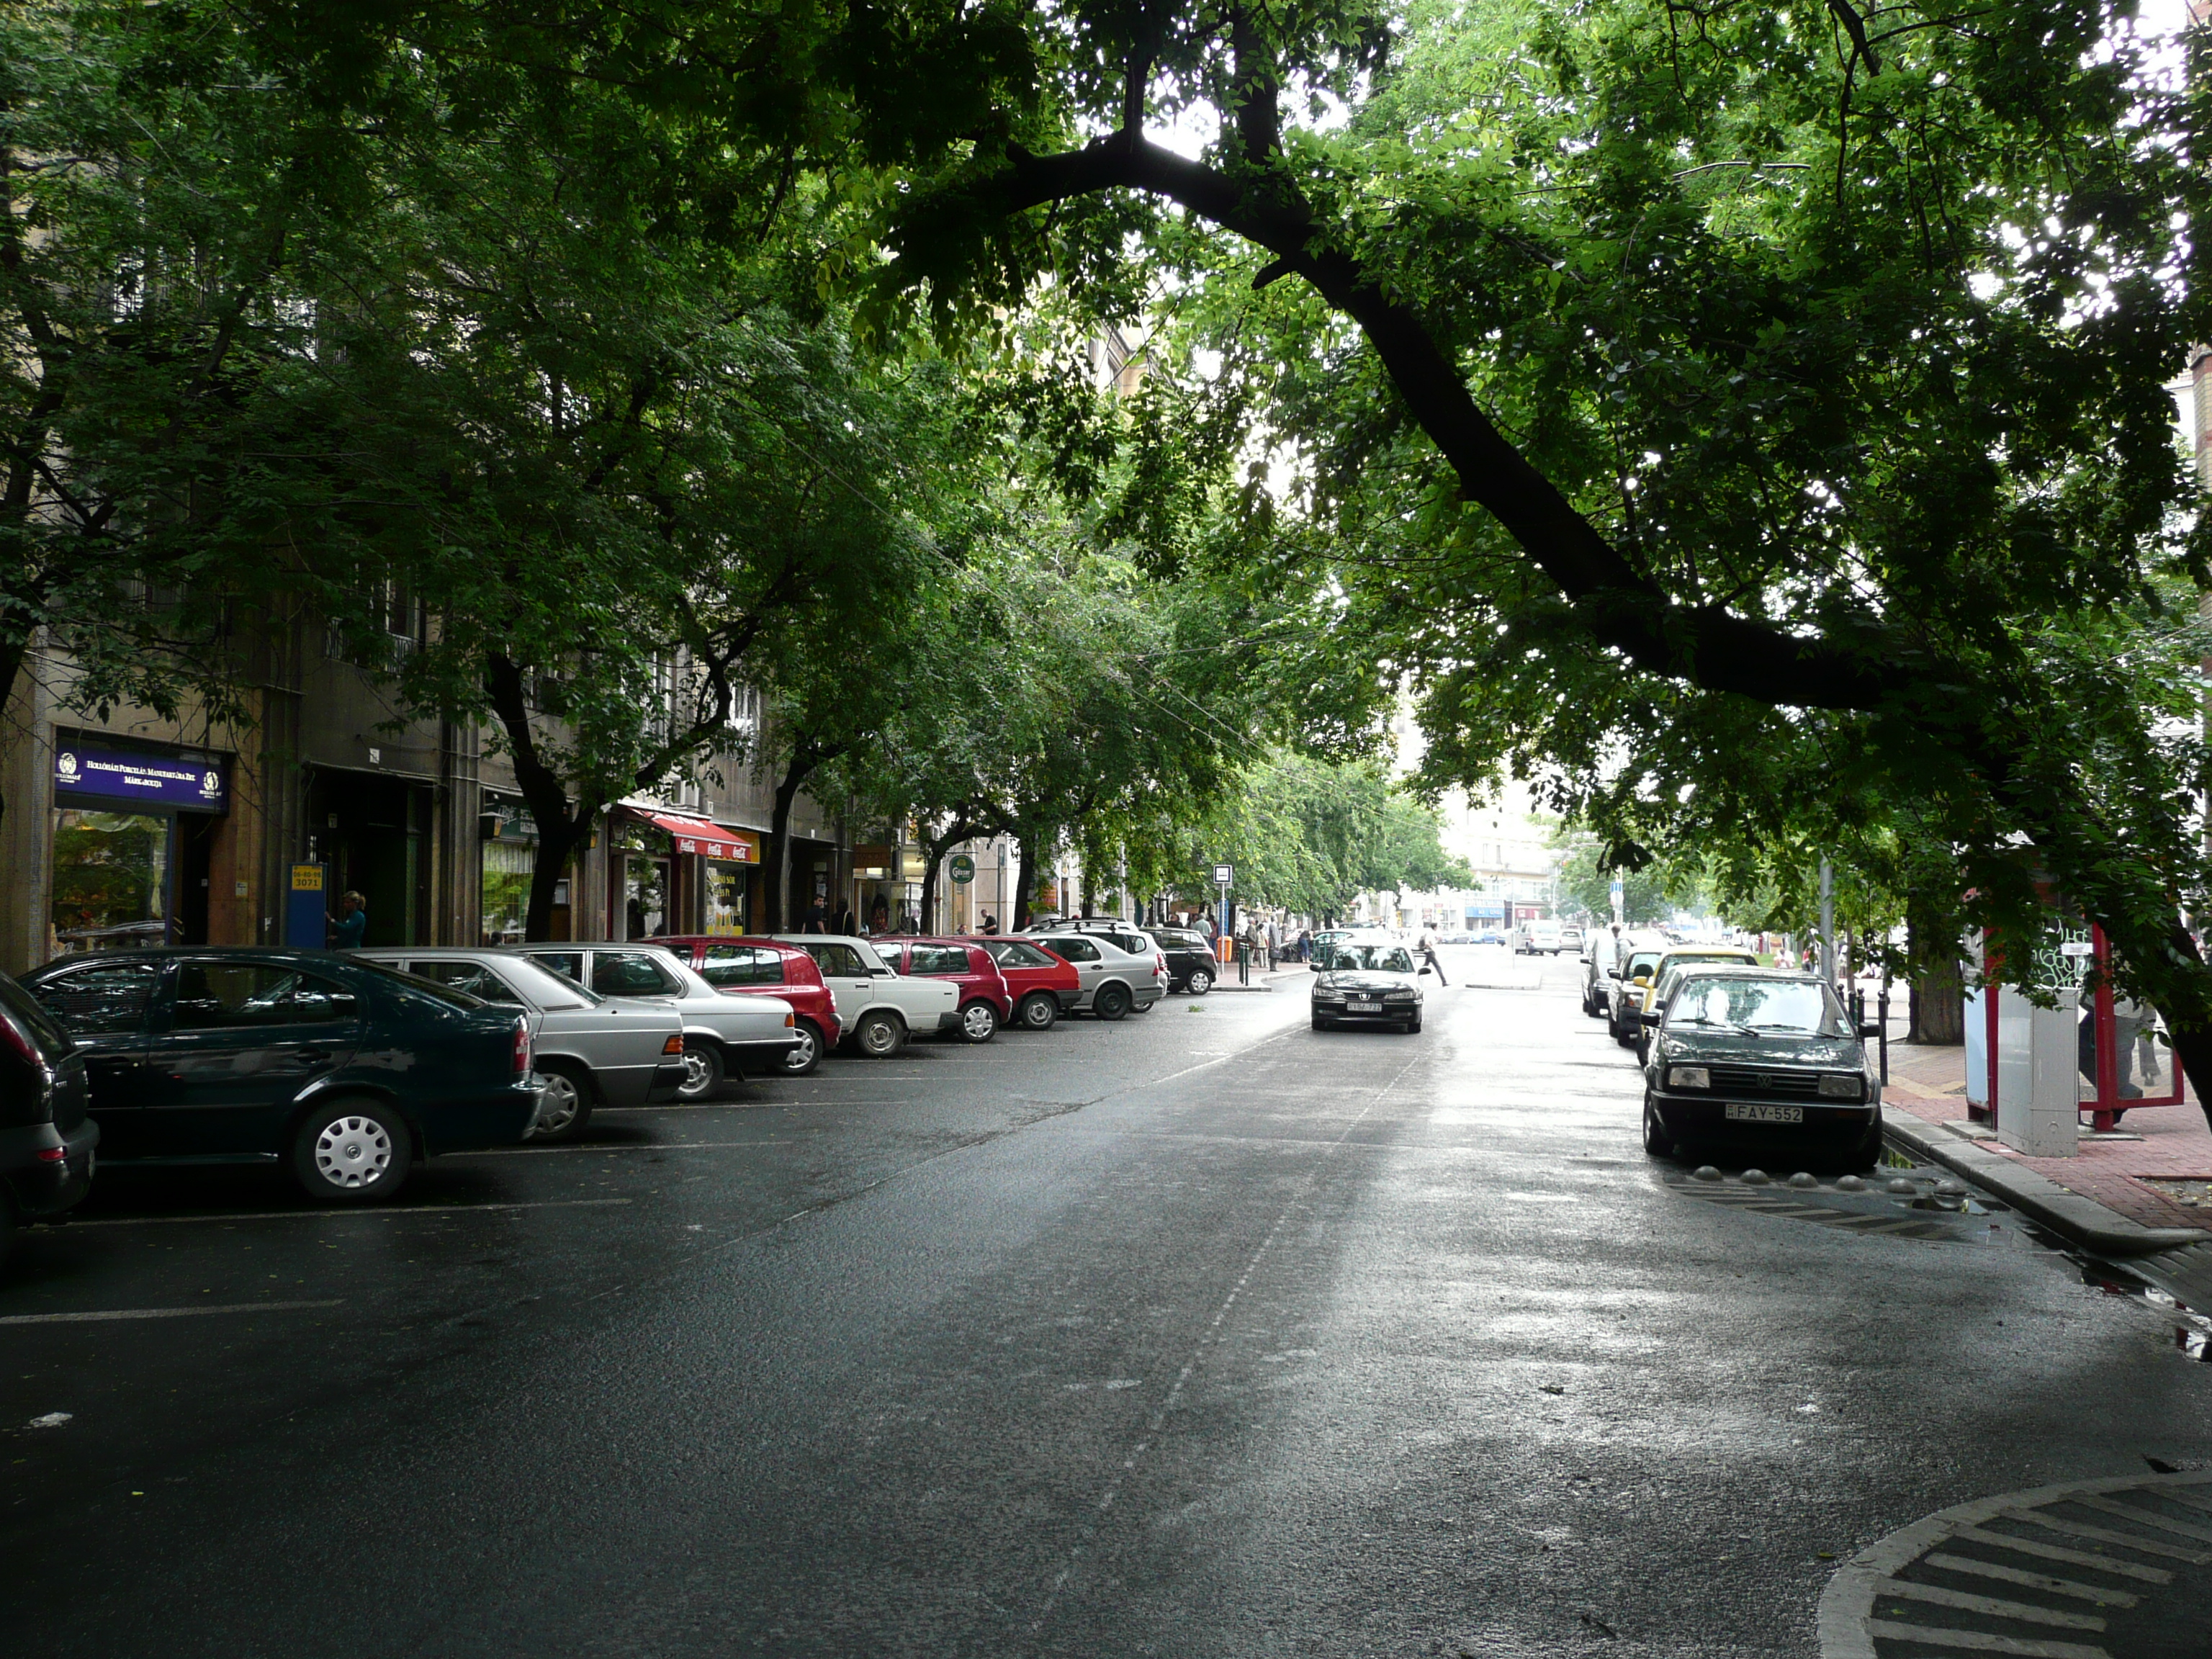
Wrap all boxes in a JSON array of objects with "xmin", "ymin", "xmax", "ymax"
[
  {"xmin": 1640, "ymin": 968, "xmax": 1881, "ymax": 1166},
  {"xmin": 20, "ymin": 948, "xmax": 542, "ymax": 1203}
]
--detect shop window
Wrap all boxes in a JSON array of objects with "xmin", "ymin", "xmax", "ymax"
[
  {"xmin": 482, "ymin": 841, "xmax": 534, "ymax": 945},
  {"xmin": 50, "ymin": 810, "xmax": 171, "ymax": 955},
  {"xmin": 705, "ymin": 859, "xmax": 749, "ymax": 935}
]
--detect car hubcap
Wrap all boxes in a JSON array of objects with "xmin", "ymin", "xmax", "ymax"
[
  {"xmin": 1024, "ymin": 999, "xmax": 1052, "ymax": 1028},
  {"xmin": 783, "ymin": 1030, "xmax": 817, "ymax": 1071},
  {"xmin": 963, "ymin": 1006, "xmax": 994, "ymax": 1040},
  {"xmin": 863, "ymin": 1020, "xmax": 896, "ymax": 1055},
  {"xmin": 1190, "ymin": 972, "xmax": 1210, "ymax": 994},
  {"xmin": 538, "ymin": 1076, "xmax": 580, "ymax": 1135},
  {"xmin": 680, "ymin": 1051, "xmax": 715, "ymax": 1096},
  {"xmin": 313, "ymin": 1115, "xmax": 392, "ymax": 1189}
]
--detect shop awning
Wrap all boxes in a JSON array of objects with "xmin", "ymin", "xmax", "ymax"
[{"xmin": 625, "ymin": 809, "xmax": 758, "ymax": 863}]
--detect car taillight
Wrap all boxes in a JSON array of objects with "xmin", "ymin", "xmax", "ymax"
[
  {"xmin": 32, "ymin": 1145, "xmax": 67, "ymax": 1164},
  {"xmin": 662, "ymin": 1033, "xmax": 685, "ymax": 1055},
  {"xmin": 512, "ymin": 1018, "xmax": 531, "ymax": 1075},
  {"xmin": 0, "ymin": 1015, "xmax": 39, "ymax": 1069}
]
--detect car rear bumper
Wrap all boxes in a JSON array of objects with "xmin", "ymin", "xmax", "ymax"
[
  {"xmin": 1053, "ymin": 989, "xmax": 1081, "ymax": 1011},
  {"xmin": 0, "ymin": 1118, "xmax": 99, "ymax": 1219},
  {"xmin": 1650, "ymin": 1091, "xmax": 1878, "ymax": 1147},
  {"xmin": 935, "ymin": 1011, "xmax": 961, "ymax": 1031},
  {"xmin": 420, "ymin": 1080, "xmax": 544, "ymax": 1154}
]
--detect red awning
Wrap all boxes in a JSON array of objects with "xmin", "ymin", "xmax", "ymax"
[{"xmin": 627, "ymin": 810, "xmax": 757, "ymax": 863}]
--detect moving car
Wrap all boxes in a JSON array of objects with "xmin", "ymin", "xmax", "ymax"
[
  {"xmin": 0, "ymin": 970, "xmax": 98, "ymax": 1259},
  {"xmin": 1310, "ymin": 938, "xmax": 1431, "ymax": 1033},
  {"xmin": 774, "ymin": 935, "xmax": 961, "ymax": 1056},
  {"xmin": 1515, "ymin": 919, "xmax": 1564, "ymax": 955},
  {"xmin": 1021, "ymin": 930, "xmax": 1166, "ymax": 1020},
  {"xmin": 1640, "ymin": 967, "xmax": 1883, "ymax": 1166},
  {"xmin": 1629, "ymin": 943, "xmax": 1764, "ymax": 1063},
  {"xmin": 965, "ymin": 938, "xmax": 1082, "ymax": 1030},
  {"xmin": 354, "ymin": 948, "xmax": 688, "ymax": 1141},
  {"xmin": 874, "ymin": 938, "xmax": 1013, "ymax": 1043},
  {"xmin": 652, "ymin": 936, "xmax": 839, "ymax": 1075},
  {"xmin": 512, "ymin": 944, "xmax": 801, "ymax": 1097},
  {"xmin": 21, "ymin": 948, "xmax": 542, "ymax": 1201},
  {"xmin": 1560, "ymin": 925, "xmax": 1586, "ymax": 954}
]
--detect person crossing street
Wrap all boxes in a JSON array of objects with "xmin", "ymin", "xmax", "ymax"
[{"xmin": 1417, "ymin": 925, "xmax": 1448, "ymax": 985}]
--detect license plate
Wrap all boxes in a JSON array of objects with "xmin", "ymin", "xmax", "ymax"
[
  {"xmin": 1348, "ymin": 1000, "xmax": 1381, "ymax": 1012},
  {"xmin": 1725, "ymin": 1102, "xmax": 1803, "ymax": 1124}
]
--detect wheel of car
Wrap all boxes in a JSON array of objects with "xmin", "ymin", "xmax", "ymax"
[
  {"xmin": 532, "ymin": 1061, "xmax": 594, "ymax": 1143},
  {"xmin": 290, "ymin": 1097, "xmax": 413, "ymax": 1202},
  {"xmin": 1185, "ymin": 968, "xmax": 1213, "ymax": 997},
  {"xmin": 854, "ymin": 1010, "xmax": 906, "ymax": 1057},
  {"xmin": 677, "ymin": 1040, "xmax": 725, "ymax": 1100},
  {"xmin": 1017, "ymin": 993, "xmax": 1058, "ymax": 1031},
  {"xmin": 957, "ymin": 999, "xmax": 999, "ymax": 1043},
  {"xmin": 781, "ymin": 1020, "xmax": 824, "ymax": 1075},
  {"xmin": 1642, "ymin": 1094, "xmax": 1676, "ymax": 1159},
  {"xmin": 1094, "ymin": 982, "xmax": 1133, "ymax": 1022}
]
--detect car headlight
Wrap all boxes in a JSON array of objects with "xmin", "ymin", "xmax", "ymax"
[
  {"xmin": 1385, "ymin": 991, "xmax": 1416, "ymax": 1002},
  {"xmin": 1669, "ymin": 1066, "xmax": 1710, "ymax": 1090},
  {"xmin": 1819, "ymin": 1074, "xmax": 1863, "ymax": 1100},
  {"xmin": 1315, "ymin": 989, "xmax": 1344, "ymax": 1002}
]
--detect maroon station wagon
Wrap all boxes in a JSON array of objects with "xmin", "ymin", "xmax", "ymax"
[
  {"xmin": 874, "ymin": 938, "xmax": 1014, "ymax": 1044},
  {"xmin": 651, "ymin": 937, "xmax": 840, "ymax": 1075}
]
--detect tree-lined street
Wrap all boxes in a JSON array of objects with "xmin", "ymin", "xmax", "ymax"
[{"xmin": 6, "ymin": 958, "xmax": 2206, "ymax": 1655}]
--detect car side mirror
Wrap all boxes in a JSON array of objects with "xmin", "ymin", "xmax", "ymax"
[
  {"xmin": 1606, "ymin": 967, "xmax": 1622, "ymax": 979},
  {"xmin": 1419, "ymin": 963, "xmax": 1432, "ymax": 976},
  {"xmin": 1639, "ymin": 1010, "xmax": 1660, "ymax": 1025},
  {"xmin": 1310, "ymin": 961, "xmax": 1321, "ymax": 971}
]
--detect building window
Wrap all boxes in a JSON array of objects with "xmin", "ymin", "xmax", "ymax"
[
  {"xmin": 50, "ymin": 809, "xmax": 171, "ymax": 956},
  {"xmin": 482, "ymin": 842, "xmax": 534, "ymax": 945}
]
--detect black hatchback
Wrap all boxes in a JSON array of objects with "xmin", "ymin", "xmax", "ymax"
[
  {"xmin": 20, "ymin": 948, "xmax": 541, "ymax": 1204},
  {"xmin": 0, "ymin": 971, "xmax": 99, "ymax": 1259}
]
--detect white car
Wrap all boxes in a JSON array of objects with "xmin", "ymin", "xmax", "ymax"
[
  {"xmin": 1023, "ymin": 930, "xmax": 1166, "ymax": 1019},
  {"xmin": 511, "ymin": 945, "xmax": 801, "ymax": 1098},
  {"xmin": 775, "ymin": 935, "xmax": 961, "ymax": 1057}
]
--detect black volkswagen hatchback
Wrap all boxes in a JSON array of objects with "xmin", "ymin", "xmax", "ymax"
[
  {"xmin": 20, "ymin": 948, "xmax": 541, "ymax": 1204},
  {"xmin": 0, "ymin": 970, "xmax": 99, "ymax": 1259}
]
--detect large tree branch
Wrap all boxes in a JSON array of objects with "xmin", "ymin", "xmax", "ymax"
[{"xmin": 945, "ymin": 132, "xmax": 1898, "ymax": 714}]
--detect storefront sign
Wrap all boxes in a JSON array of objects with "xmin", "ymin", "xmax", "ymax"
[
  {"xmin": 950, "ymin": 853, "xmax": 976, "ymax": 886},
  {"xmin": 54, "ymin": 742, "xmax": 228, "ymax": 811},
  {"xmin": 629, "ymin": 809, "xmax": 757, "ymax": 863}
]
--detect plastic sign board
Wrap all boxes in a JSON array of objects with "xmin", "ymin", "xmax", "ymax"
[
  {"xmin": 1212, "ymin": 863, "xmax": 1235, "ymax": 887},
  {"xmin": 950, "ymin": 853, "xmax": 976, "ymax": 886},
  {"xmin": 284, "ymin": 864, "xmax": 328, "ymax": 948},
  {"xmin": 54, "ymin": 742, "xmax": 228, "ymax": 812}
]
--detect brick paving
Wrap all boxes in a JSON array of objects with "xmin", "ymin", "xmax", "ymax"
[{"xmin": 1879, "ymin": 1038, "xmax": 2212, "ymax": 1232}]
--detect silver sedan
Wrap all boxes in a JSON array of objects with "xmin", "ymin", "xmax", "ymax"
[{"xmin": 508, "ymin": 945, "xmax": 800, "ymax": 1098}]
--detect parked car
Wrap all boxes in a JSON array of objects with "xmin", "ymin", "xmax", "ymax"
[
  {"xmin": 353, "ymin": 948, "xmax": 687, "ymax": 1141},
  {"xmin": 1629, "ymin": 944, "xmax": 1765, "ymax": 1064},
  {"xmin": 0, "ymin": 970, "xmax": 98, "ymax": 1260},
  {"xmin": 1515, "ymin": 919, "xmax": 1564, "ymax": 955},
  {"xmin": 1020, "ymin": 930, "xmax": 1166, "ymax": 1020},
  {"xmin": 1052, "ymin": 919, "xmax": 1173, "ymax": 992},
  {"xmin": 651, "ymin": 936, "xmax": 838, "ymax": 1075},
  {"xmin": 1579, "ymin": 926, "xmax": 1629, "ymax": 1018},
  {"xmin": 20, "ymin": 948, "xmax": 542, "ymax": 1200},
  {"xmin": 964, "ymin": 938, "xmax": 1082, "ymax": 1030},
  {"xmin": 1604, "ymin": 938, "xmax": 1671, "ymax": 1046},
  {"xmin": 1146, "ymin": 925, "xmax": 1220, "ymax": 994},
  {"xmin": 874, "ymin": 938, "xmax": 1013, "ymax": 1043},
  {"xmin": 510, "ymin": 944, "xmax": 800, "ymax": 1097},
  {"xmin": 773, "ymin": 935, "xmax": 961, "ymax": 1056},
  {"xmin": 1640, "ymin": 966, "xmax": 1883, "ymax": 1166},
  {"xmin": 1310, "ymin": 939, "xmax": 1430, "ymax": 1033},
  {"xmin": 1560, "ymin": 925, "xmax": 1586, "ymax": 954}
]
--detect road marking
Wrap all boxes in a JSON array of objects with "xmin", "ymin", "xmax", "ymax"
[
  {"xmin": 2001, "ymin": 1507, "xmax": 2210, "ymax": 1562},
  {"xmin": 1864, "ymin": 1579, "xmax": 2104, "ymax": 1631},
  {"xmin": 2072, "ymin": 1493, "xmax": 2212, "ymax": 1544},
  {"xmin": 1948, "ymin": 1525, "xmax": 2172, "ymax": 1582},
  {"xmin": 0, "ymin": 1299, "xmax": 341, "ymax": 1326},
  {"xmin": 1920, "ymin": 1555, "xmax": 2140, "ymax": 1605},
  {"xmin": 61, "ymin": 1198, "xmax": 634, "ymax": 1229},
  {"xmin": 1861, "ymin": 1620, "xmax": 2107, "ymax": 1658},
  {"xmin": 458, "ymin": 1140, "xmax": 794, "ymax": 1156}
]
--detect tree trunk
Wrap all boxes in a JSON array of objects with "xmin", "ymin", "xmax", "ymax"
[
  {"xmin": 483, "ymin": 655, "xmax": 598, "ymax": 943},
  {"xmin": 1012, "ymin": 824, "xmax": 1039, "ymax": 932},
  {"xmin": 763, "ymin": 747, "xmax": 813, "ymax": 934},
  {"xmin": 1905, "ymin": 900, "xmax": 1965, "ymax": 1046}
]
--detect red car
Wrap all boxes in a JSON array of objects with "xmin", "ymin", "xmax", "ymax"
[
  {"xmin": 876, "ymin": 938, "xmax": 1014, "ymax": 1043},
  {"xmin": 651, "ymin": 936, "xmax": 840, "ymax": 1075},
  {"xmin": 961, "ymin": 937, "xmax": 1082, "ymax": 1032}
]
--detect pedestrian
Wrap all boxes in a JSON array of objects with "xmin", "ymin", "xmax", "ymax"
[
  {"xmin": 981, "ymin": 913, "xmax": 999, "ymax": 935},
  {"xmin": 1297, "ymin": 928, "xmax": 1311, "ymax": 963},
  {"xmin": 801, "ymin": 896, "xmax": 828, "ymax": 934},
  {"xmin": 1418, "ymin": 924, "xmax": 1448, "ymax": 985},
  {"xmin": 329, "ymin": 889, "xmax": 368, "ymax": 949}
]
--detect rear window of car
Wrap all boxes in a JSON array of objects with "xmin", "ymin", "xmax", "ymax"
[
  {"xmin": 1037, "ymin": 937, "xmax": 1100, "ymax": 963},
  {"xmin": 799, "ymin": 941, "xmax": 873, "ymax": 979},
  {"xmin": 346, "ymin": 958, "xmax": 486, "ymax": 1012},
  {"xmin": 27, "ymin": 958, "xmax": 163, "ymax": 1036},
  {"xmin": 908, "ymin": 945, "xmax": 973, "ymax": 976},
  {"xmin": 0, "ymin": 971, "xmax": 77, "ymax": 1063},
  {"xmin": 700, "ymin": 945, "xmax": 784, "ymax": 988},
  {"xmin": 1158, "ymin": 930, "xmax": 1208, "ymax": 950},
  {"xmin": 982, "ymin": 941, "xmax": 1057, "ymax": 968}
]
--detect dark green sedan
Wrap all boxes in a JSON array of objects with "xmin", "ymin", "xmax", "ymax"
[
  {"xmin": 20, "ymin": 948, "xmax": 542, "ymax": 1203},
  {"xmin": 1639, "ymin": 967, "xmax": 1882, "ymax": 1166}
]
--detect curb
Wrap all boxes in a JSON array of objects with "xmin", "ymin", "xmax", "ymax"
[{"xmin": 1881, "ymin": 1107, "xmax": 2211, "ymax": 1257}]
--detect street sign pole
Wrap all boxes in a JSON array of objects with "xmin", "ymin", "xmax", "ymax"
[
  {"xmin": 1609, "ymin": 877, "xmax": 1624, "ymax": 925},
  {"xmin": 1211, "ymin": 862, "xmax": 1235, "ymax": 966}
]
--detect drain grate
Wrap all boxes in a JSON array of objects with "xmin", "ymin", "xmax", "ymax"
[
  {"xmin": 1819, "ymin": 1471, "xmax": 2212, "ymax": 1658},
  {"xmin": 1663, "ymin": 1167, "xmax": 2011, "ymax": 1246}
]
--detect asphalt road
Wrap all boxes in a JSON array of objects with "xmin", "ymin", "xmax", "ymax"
[{"xmin": 2, "ymin": 948, "xmax": 2208, "ymax": 1656}]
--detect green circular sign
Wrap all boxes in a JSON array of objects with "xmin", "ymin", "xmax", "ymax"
[{"xmin": 950, "ymin": 853, "xmax": 976, "ymax": 885}]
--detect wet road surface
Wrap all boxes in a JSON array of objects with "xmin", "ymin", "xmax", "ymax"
[{"xmin": 2, "ymin": 949, "xmax": 2208, "ymax": 1655}]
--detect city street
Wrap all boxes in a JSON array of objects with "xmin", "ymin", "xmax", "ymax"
[{"xmin": 2, "ymin": 948, "xmax": 2208, "ymax": 1656}]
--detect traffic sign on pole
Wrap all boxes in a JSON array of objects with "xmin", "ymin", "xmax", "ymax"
[{"xmin": 1609, "ymin": 877, "xmax": 1624, "ymax": 923}]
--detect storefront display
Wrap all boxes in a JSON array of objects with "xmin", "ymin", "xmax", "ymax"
[
  {"xmin": 49, "ymin": 809, "xmax": 171, "ymax": 956},
  {"xmin": 705, "ymin": 860, "xmax": 750, "ymax": 935},
  {"xmin": 482, "ymin": 842, "xmax": 534, "ymax": 944},
  {"xmin": 48, "ymin": 737, "xmax": 230, "ymax": 958}
]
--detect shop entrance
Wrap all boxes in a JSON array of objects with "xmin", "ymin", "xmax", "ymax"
[{"xmin": 306, "ymin": 770, "xmax": 431, "ymax": 948}]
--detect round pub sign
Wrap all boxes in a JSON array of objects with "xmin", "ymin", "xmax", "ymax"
[{"xmin": 950, "ymin": 853, "xmax": 976, "ymax": 886}]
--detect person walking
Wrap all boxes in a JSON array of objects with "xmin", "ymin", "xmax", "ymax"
[
  {"xmin": 1418, "ymin": 924, "xmax": 1448, "ymax": 985},
  {"xmin": 981, "ymin": 914, "xmax": 1000, "ymax": 935},
  {"xmin": 329, "ymin": 890, "xmax": 368, "ymax": 950},
  {"xmin": 801, "ymin": 896, "xmax": 828, "ymax": 934}
]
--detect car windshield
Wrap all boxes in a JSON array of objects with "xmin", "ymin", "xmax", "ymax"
[
  {"xmin": 1668, "ymin": 976, "xmax": 1845, "ymax": 1036},
  {"xmin": 983, "ymin": 941, "xmax": 1057, "ymax": 968},
  {"xmin": 1321, "ymin": 944, "xmax": 1416, "ymax": 974}
]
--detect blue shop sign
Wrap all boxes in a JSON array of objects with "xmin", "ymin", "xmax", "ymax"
[{"xmin": 54, "ymin": 743, "xmax": 228, "ymax": 812}]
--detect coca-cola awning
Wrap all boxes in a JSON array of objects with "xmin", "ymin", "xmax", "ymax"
[{"xmin": 624, "ymin": 809, "xmax": 758, "ymax": 863}]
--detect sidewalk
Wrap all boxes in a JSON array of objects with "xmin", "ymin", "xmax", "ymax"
[{"xmin": 1881, "ymin": 1040, "xmax": 2212, "ymax": 1236}]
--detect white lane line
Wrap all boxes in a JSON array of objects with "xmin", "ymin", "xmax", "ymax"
[
  {"xmin": 1947, "ymin": 1527, "xmax": 2172, "ymax": 1583},
  {"xmin": 62, "ymin": 1198, "xmax": 634, "ymax": 1229},
  {"xmin": 0, "ymin": 1298, "xmax": 341, "ymax": 1326},
  {"xmin": 1923, "ymin": 1554, "xmax": 2142, "ymax": 1604},
  {"xmin": 1866, "ymin": 1579, "xmax": 2103, "ymax": 1631},
  {"xmin": 2002, "ymin": 1508, "xmax": 2211, "ymax": 1563},
  {"xmin": 1861, "ymin": 1620, "xmax": 2107, "ymax": 1658},
  {"xmin": 459, "ymin": 1141, "xmax": 794, "ymax": 1157},
  {"xmin": 2072, "ymin": 1494, "xmax": 2212, "ymax": 1545}
]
